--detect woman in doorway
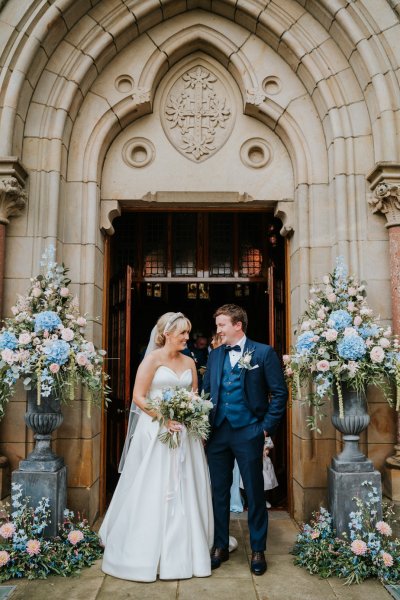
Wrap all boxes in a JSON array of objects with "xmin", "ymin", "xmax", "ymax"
[{"xmin": 99, "ymin": 312, "xmax": 213, "ymax": 581}]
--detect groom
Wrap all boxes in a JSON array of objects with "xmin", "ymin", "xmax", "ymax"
[{"xmin": 203, "ymin": 304, "xmax": 287, "ymax": 576}]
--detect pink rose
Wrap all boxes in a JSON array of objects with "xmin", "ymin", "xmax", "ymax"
[
  {"xmin": 61, "ymin": 328, "xmax": 74, "ymax": 342},
  {"xmin": 354, "ymin": 316, "xmax": 362, "ymax": 327},
  {"xmin": 344, "ymin": 327, "xmax": 356, "ymax": 336},
  {"xmin": 1, "ymin": 349, "xmax": 15, "ymax": 364},
  {"xmin": 327, "ymin": 293, "xmax": 337, "ymax": 303},
  {"xmin": 317, "ymin": 309, "xmax": 325, "ymax": 320},
  {"xmin": 18, "ymin": 333, "xmax": 31, "ymax": 345},
  {"xmin": 311, "ymin": 530, "xmax": 320, "ymax": 539},
  {"xmin": 282, "ymin": 355, "xmax": 290, "ymax": 364},
  {"xmin": 49, "ymin": 363, "xmax": 60, "ymax": 374},
  {"xmin": 76, "ymin": 352, "xmax": 88, "ymax": 366},
  {"xmin": 347, "ymin": 302, "xmax": 356, "ymax": 312},
  {"xmin": 324, "ymin": 329, "xmax": 338, "ymax": 342},
  {"xmin": 370, "ymin": 346, "xmax": 385, "ymax": 363},
  {"xmin": 285, "ymin": 367, "xmax": 294, "ymax": 377},
  {"xmin": 60, "ymin": 287, "xmax": 70, "ymax": 297},
  {"xmin": 32, "ymin": 287, "xmax": 42, "ymax": 298},
  {"xmin": 379, "ymin": 338, "xmax": 390, "ymax": 348},
  {"xmin": 347, "ymin": 287, "xmax": 357, "ymax": 296},
  {"xmin": 76, "ymin": 317, "xmax": 86, "ymax": 327},
  {"xmin": 316, "ymin": 360, "xmax": 330, "ymax": 372}
]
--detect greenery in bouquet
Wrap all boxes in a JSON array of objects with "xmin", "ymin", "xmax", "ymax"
[
  {"xmin": 292, "ymin": 482, "xmax": 400, "ymax": 585},
  {"xmin": 0, "ymin": 246, "xmax": 110, "ymax": 416},
  {"xmin": 0, "ymin": 483, "xmax": 103, "ymax": 582},
  {"xmin": 147, "ymin": 386, "xmax": 213, "ymax": 448},
  {"xmin": 284, "ymin": 257, "xmax": 400, "ymax": 431}
]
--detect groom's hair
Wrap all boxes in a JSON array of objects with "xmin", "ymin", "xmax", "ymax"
[{"xmin": 214, "ymin": 304, "xmax": 248, "ymax": 333}]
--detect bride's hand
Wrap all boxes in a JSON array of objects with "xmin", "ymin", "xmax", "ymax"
[{"xmin": 167, "ymin": 419, "xmax": 183, "ymax": 432}]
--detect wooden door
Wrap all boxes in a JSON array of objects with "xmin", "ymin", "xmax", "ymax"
[{"xmin": 106, "ymin": 265, "xmax": 133, "ymax": 491}]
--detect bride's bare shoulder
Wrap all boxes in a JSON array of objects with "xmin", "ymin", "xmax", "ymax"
[{"xmin": 140, "ymin": 349, "xmax": 163, "ymax": 370}]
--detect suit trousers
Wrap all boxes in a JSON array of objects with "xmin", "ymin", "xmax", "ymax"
[{"xmin": 207, "ymin": 418, "xmax": 267, "ymax": 551}]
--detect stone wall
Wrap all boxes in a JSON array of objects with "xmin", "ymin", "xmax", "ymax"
[{"xmin": 0, "ymin": 0, "xmax": 399, "ymax": 522}]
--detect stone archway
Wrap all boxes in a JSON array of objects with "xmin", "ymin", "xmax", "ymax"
[{"xmin": 0, "ymin": 0, "xmax": 398, "ymax": 522}]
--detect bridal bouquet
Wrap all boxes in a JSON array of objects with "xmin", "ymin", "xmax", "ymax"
[
  {"xmin": 284, "ymin": 258, "xmax": 400, "ymax": 430},
  {"xmin": 147, "ymin": 387, "xmax": 213, "ymax": 448},
  {"xmin": 0, "ymin": 246, "xmax": 109, "ymax": 416}
]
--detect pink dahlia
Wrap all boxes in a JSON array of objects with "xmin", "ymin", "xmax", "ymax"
[
  {"xmin": 376, "ymin": 521, "xmax": 392, "ymax": 536},
  {"xmin": 350, "ymin": 539, "xmax": 368, "ymax": 556},
  {"xmin": 26, "ymin": 539, "xmax": 41, "ymax": 556},
  {"xmin": 0, "ymin": 522, "xmax": 16, "ymax": 539},
  {"xmin": 0, "ymin": 551, "xmax": 10, "ymax": 566},
  {"xmin": 68, "ymin": 529, "xmax": 84, "ymax": 545},
  {"xmin": 381, "ymin": 552, "xmax": 394, "ymax": 567}
]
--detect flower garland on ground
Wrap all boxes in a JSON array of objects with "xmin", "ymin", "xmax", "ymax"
[
  {"xmin": 284, "ymin": 258, "xmax": 400, "ymax": 431},
  {"xmin": 0, "ymin": 483, "xmax": 103, "ymax": 581},
  {"xmin": 0, "ymin": 246, "xmax": 109, "ymax": 417},
  {"xmin": 292, "ymin": 482, "xmax": 400, "ymax": 585}
]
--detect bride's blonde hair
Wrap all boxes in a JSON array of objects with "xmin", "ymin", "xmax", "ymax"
[{"xmin": 155, "ymin": 312, "xmax": 191, "ymax": 347}]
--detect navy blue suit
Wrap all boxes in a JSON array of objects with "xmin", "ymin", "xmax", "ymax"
[{"xmin": 203, "ymin": 339, "xmax": 287, "ymax": 551}]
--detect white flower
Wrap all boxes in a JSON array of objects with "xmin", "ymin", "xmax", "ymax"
[
  {"xmin": 60, "ymin": 287, "xmax": 69, "ymax": 297},
  {"xmin": 327, "ymin": 293, "xmax": 337, "ymax": 303},
  {"xmin": 344, "ymin": 327, "xmax": 357, "ymax": 336},
  {"xmin": 360, "ymin": 307, "xmax": 373, "ymax": 316},
  {"xmin": 238, "ymin": 350, "xmax": 257, "ymax": 370},
  {"xmin": 354, "ymin": 316, "xmax": 362, "ymax": 327},
  {"xmin": 301, "ymin": 321, "xmax": 311, "ymax": 331},
  {"xmin": 370, "ymin": 346, "xmax": 385, "ymax": 363},
  {"xmin": 31, "ymin": 287, "xmax": 42, "ymax": 298},
  {"xmin": 323, "ymin": 329, "xmax": 338, "ymax": 342},
  {"xmin": 61, "ymin": 328, "xmax": 74, "ymax": 342},
  {"xmin": 76, "ymin": 317, "xmax": 86, "ymax": 327},
  {"xmin": 347, "ymin": 361, "xmax": 359, "ymax": 376},
  {"xmin": 76, "ymin": 352, "xmax": 88, "ymax": 366},
  {"xmin": 379, "ymin": 337, "xmax": 390, "ymax": 348},
  {"xmin": 347, "ymin": 302, "xmax": 356, "ymax": 312},
  {"xmin": 347, "ymin": 287, "xmax": 357, "ymax": 296},
  {"xmin": 317, "ymin": 309, "xmax": 325, "ymax": 320},
  {"xmin": 1, "ymin": 349, "xmax": 16, "ymax": 364},
  {"xmin": 383, "ymin": 327, "xmax": 392, "ymax": 338},
  {"xmin": 18, "ymin": 333, "xmax": 31, "ymax": 345}
]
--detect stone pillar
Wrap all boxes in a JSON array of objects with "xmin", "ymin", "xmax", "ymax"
[
  {"xmin": 367, "ymin": 164, "xmax": 400, "ymax": 498},
  {"xmin": 0, "ymin": 158, "xmax": 28, "ymax": 499}
]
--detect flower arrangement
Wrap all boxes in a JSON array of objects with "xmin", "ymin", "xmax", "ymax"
[
  {"xmin": 292, "ymin": 482, "xmax": 400, "ymax": 585},
  {"xmin": 147, "ymin": 387, "xmax": 213, "ymax": 448},
  {"xmin": 0, "ymin": 483, "xmax": 103, "ymax": 581},
  {"xmin": 284, "ymin": 258, "xmax": 400, "ymax": 430},
  {"xmin": 0, "ymin": 246, "xmax": 109, "ymax": 416},
  {"xmin": 238, "ymin": 349, "xmax": 258, "ymax": 371}
]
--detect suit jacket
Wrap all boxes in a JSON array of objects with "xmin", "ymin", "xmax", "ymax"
[{"xmin": 202, "ymin": 338, "xmax": 287, "ymax": 437}]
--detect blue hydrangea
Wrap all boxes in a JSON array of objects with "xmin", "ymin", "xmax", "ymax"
[
  {"xmin": 0, "ymin": 331, "xmax": 18, "ymax": 350},
  {"xmin": 44, "ymin": 339, "xmax": 70, "ymax": 365},
  {"xmin": 329, "ymin": 310, "xmax": 352, "ymax": 330},
  {"xmin": 34, "ymin": 310, "xmax": 62, "ymax": 332},
  {"xmin": 337, "ymin": 334, "xmax": 366, "ymax": 360},
  {"xmin": 296, "ymin": 331, "xmax": 316, "ymax": 353},
  {"xmin": 359, "ymin": 325, "xmax": 379, "ymax": 338}
]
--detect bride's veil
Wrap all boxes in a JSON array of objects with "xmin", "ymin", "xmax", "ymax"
[{"xmin": 118, "ymin": 325, "xmax": 158, "ymax": 473}]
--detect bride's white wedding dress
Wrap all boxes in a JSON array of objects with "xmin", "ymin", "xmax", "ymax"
[{"xmin": 99, "ymin": 366, "xmax": 214, "ymax": 582}]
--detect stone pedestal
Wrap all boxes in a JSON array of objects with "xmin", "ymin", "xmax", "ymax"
[
  {"xmin": 328, "ymin": 462, "xmax": 382, "ymax": 536},
  {"xmin": 12, "ymin": 467, "xmax": 67, "ymax": 538}
]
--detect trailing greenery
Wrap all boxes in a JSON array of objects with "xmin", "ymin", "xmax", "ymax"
[{"xmin": 292, "ymin": 482, "xmax": 400, "ymax": 585}]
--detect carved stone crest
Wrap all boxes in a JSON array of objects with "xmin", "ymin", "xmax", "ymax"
[{"xmin": 163, "ymin": 65, "xmax": 232, "ymax": 162}]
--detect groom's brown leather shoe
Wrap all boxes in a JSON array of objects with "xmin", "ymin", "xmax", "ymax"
[
  {"xmin": 251, "ymin": 551, "xmax": 267, "ymax": 575},
  {"xmin": 210, "ymin": 547, "xmax": 229, "ymax": 570}
]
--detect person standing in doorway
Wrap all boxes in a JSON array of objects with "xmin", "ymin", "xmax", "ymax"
[{"xmin": 203, "ymin": 304, "xmax": 287, "ymax": 576}]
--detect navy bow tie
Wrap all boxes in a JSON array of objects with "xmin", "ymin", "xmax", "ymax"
[{"xmin": 225, "ymin": 345, "xmax": 241, "ymax": 352}]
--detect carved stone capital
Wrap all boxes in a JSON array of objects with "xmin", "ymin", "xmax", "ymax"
[
  {"xmin": 0, "ymin": 177, "xmax": 27, "ymax": 225},
  {"xmin": 367, "ymin": 163, "xmax": 400, "ymax": 228},
  {"xmin": 245, "ymin": 87, "xmax": 266, "ymax": 106},
  {"xmin": 369, "ymin": 183, "xmax": 400, "ymax": 227}
]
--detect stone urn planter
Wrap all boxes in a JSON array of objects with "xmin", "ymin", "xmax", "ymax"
[
  {"xmin": 331, "ymin": 381, "xmax": 370, "ymax": 467},
  {"xmin": 19, "ymin": 389, "xmax": 65, "ymax": 472}
]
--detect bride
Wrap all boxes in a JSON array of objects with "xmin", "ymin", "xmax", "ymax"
[{"xmin": 99, "ymin": 312, "xmax": 214, "ymax": 582}]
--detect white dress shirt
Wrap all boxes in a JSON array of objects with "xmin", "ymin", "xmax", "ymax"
[{"xmin": 228, "ymin": 335, "xmax": 246, "ymax": 368}]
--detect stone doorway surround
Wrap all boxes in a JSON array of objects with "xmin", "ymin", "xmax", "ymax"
[{"xmin": 0, "ymin": 0, "xmax": 399, "ymax": 524}]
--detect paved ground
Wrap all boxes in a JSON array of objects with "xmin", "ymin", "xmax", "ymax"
[{"xmin": 3, "ymin": 512, "xmax": 392, "ymax": 600}]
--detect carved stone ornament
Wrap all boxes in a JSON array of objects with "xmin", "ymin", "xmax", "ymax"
[
  {"xmin": 131, "ymin": 88, "xmax": 151, "ymax": 106},
  {"xmin": 163, "ymin": 65, "xmax": 232, "ymax": 162},
  {"xmin": 246, "ymin": 87, "xmax": 266, "ymax": 106},
  {"xmin": 0, "ymin": 177, "xmax": 27, "ymax": 225},
  {"xmin": 369, "ymin": 182, "xmax": 400, "ymax": 228}
]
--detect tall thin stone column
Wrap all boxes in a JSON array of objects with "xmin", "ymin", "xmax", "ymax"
[
  {"xmin": 0, "ymin": 159, "xmax": 27, "ymax": 499},
  {"xmin": 367, "ymin": 164, "xmax": 400, "ymax": 497}
]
